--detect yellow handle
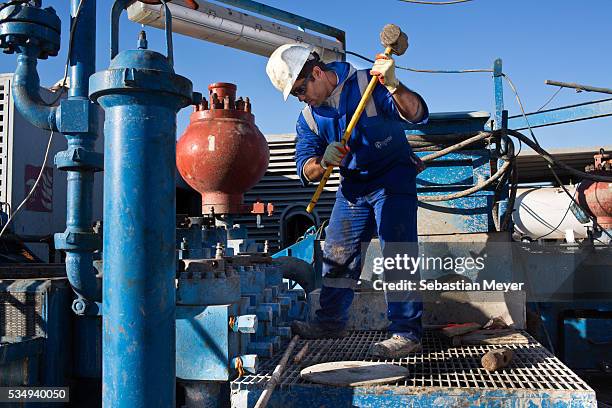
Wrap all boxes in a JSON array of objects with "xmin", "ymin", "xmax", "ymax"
[{"xmin": 306, "ymin": 46, "xmax": 393, "ymax": 214}]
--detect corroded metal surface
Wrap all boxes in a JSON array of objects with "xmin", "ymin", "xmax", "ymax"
[
  {"xmin": 232, "ymin": 330, "xmax": 596, "ymax": 407},
  {"xmin": 579, "ymin": 149, "xmax": 612, "ymax": 229}
]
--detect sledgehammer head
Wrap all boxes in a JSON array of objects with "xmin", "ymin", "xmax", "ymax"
[{"xmin": 380, "ymin": 24, "xmax": 409, "ymax": 56}]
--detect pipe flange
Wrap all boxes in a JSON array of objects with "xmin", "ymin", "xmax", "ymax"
[
  {"xmin": 0, "ymin": 4, "xmax": 61, "ymax": 59},
  {"xmin": 89, "ymin": 66, "xmax": 193, "ymax": 108},
  {"xmin": 54, "ymin": 231, "xmax": 102, "ymax": 251},
  {"xmin": 54, "ymin": 147, "xmax": 104, "ymax": 172}
]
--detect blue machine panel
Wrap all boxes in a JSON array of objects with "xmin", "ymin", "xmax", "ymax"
[
  {"xmin": 176, "ymin": 304, "xmax": 242, "ymax": 381},
  {"xmin": 564, "ymin": 315, "xmax": 612, "ymax": 370},
  {"xmin": 416, "ymin": 151, "xmax": 491, "ymax": 188}
]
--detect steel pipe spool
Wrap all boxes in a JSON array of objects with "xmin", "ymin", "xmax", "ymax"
[{"xmin": 176, "ymin": 82, "xmax": 269, "ymax": 215}]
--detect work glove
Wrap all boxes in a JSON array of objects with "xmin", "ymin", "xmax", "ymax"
[
  {"xmin": 410, "ymin": 152, "xmax": 427, "ymax": 174},
  {"xmin": 321, "ymin": 142, "xmax": 349, "ymax": 168},
  {"xmin": 370, "ymin": 54, "xmax": 399, "ymax": 94}
]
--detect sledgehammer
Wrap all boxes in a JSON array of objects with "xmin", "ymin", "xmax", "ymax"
[{"xmin": 305, "ymin": 24, "xmax": 409, "ymax": 213}]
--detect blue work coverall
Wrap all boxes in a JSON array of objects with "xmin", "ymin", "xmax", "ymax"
[{"xmin": 294, "ymin": 61, "xmax": 429, "ymax": 340}]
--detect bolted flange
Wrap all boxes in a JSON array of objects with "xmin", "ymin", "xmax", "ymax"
[{"xmin": 0, "ymin": 4, "xmax": 61, "ymax": 59}]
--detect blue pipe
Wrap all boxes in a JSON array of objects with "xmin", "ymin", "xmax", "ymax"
[
  {"xmin": 12, "ymin": 44, "xmax": 58, "ymax": 131},
  {"xmin": 90, "ymin": 2, "xmax": 193, "ymax": 403},
  {"xmin": 101, "ymin": 98, "xmax": 178, "ymax": 407},
  {"xmin": 69, "ymin": 0, "xmax": 96, "ymax": 100},
  {"xmin": 59, "ymin": 0, "xmax": 102, "ymax": 304},
  {"xmin": 8, "ymin": 0, "xmax": 101, "ymax": 303}
]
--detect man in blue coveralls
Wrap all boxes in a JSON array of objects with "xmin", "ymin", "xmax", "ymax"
[{"xmin": 266, "ymin": 44, "xmax": 429, "ymax": 358}]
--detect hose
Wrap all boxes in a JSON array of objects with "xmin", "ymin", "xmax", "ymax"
[
  {"xmin": 500, "ymin": 161, "xmax": 518, "ymax": 231},
  {"xmin": 419, "ymin": 131, "xmax": 492, "ymax": 163},
  {"xmin": 415, "ymin": 128, "xmax": 611, "ymax": 205},
  {"xmin": 505, "ymin": 129, "xmax": 612, "ymax": 183},
  {"xmin": 419, "ymin": 160, "xmax": 511, "ymax": 202},
  {"xmin": 275, "ymin": 256, "xmax": 316, "ymax": 294},
  {"xmin": 411, "ymin": 130, "xmax": 509, "ymax": 202}
]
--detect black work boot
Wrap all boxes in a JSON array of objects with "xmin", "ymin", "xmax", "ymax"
[{"xmin": 291, "ymin": 320, "xmax": 349, "ymax": 339}]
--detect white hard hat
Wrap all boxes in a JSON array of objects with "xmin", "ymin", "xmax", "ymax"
[{"xmin": 266, "ymin": 44, "xmax": 315, "ymax": 101}]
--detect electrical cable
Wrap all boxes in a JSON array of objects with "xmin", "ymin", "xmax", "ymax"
[
  {"xmin": 500, "ymin": 160, "xmax": 518, "ymax": 231},
  {"xmin": 498, "ymin": 75, "xmax": 612, "ymax": 243},
  {"xmin": 506, "ymin": 129, "xmax": 612, "ymax": 182},
  {"xmin": 398, "ymin": 0, "xmax": 474, "ymax": 4},
  {"xmin": 345, "ymin": 51, "xmax": 493, "ymax": 74},
  {"xmin": 315, "ymin": 219, "xmax": 328, "ymax": 239},
  {"xmin": 537, "ymin": 87, "xmax": 563, "ymax": 112},
  {"xmin": 0, "ymin": 130, "xmax": 55, "ymax": 238},
  {"xmin": 500, "ymin": 74, "xmax": 612, "ymax": 241},
  {"xmin": 501, "ymin": 74, "xmax": 542, "ymax": 147},
  {"xmin": 531, "ymin": 188, "xmax": 576, "ymax": 241}
]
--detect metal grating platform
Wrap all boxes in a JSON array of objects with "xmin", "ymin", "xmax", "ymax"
[{"xmin": 231, "ymin": 330, "xmax": 596, "ymax": 408}]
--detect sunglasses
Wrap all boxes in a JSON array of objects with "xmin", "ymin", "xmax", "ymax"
[{"xmin": 290, "ymin": 74, "xmax": 313, "ymax": 97}]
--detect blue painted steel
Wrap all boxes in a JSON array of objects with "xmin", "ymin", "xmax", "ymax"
[
  {"xmin": 53, "ymin": 0, "xmax": 103, "ymax": 315},
  {"xmin": 89, "ymin": 1, "xmax": 193, "ymax": 405},
  {"xmin": 0, "ymin": 278, "xmax": 73, "ymax": 386},
  {"xmin": 532, "ymin": 301, "xmax": 612, "ymax": 371},
  {"xmin": 176, "ymin": 304, "xmax": 257, "ymax": 381},
  {"xmin": 0, "ymin": 337, "xmax": 44, "ymax": 388},
  {"xmin": 0, "ymin": 4, "xmax": 60, "ymax": 131},
  {"xmin": 493, "ymin": 59, "xmax": 504, "ymax": 131},
  {"xmin": 271, "ymin": 227, "xmax": 316, "ymax": 263},
  {"xmin": 563, "ymin": 312, "xmax": 612, "ymax": 370},
  {"xmin": 0, "ymin": 336, "xmax": 44, "ymax": 366},
  {"xmin": 177, "ymin": 261, "xmax": 241, "ymax": 306},
  {"xmin": 213, "ymin": 0, "xmax": 346, "ymax": 44},
  {"xmin": 405, "ymin": 111, "xmax": 490, "ymax": 135},
  {"xmin": 1, "ymin": 0, "xmax": 104, "ymax": 312},
  {"xmin": 232, "ymin": 385, "xmax": 597, "ymax": 408},
  {"xmin": 416, "ymin": 151, "xmax": 491, "ymax": 187},
  {"xmin": 415, "ymin": 151, "xmax": 494, "ymax": 234},
  {"xmin": 72, "ymin": 315, "xmax": 102, "ymax": 379},
  {"xmin": 507, "ymin": 97, "xmax": 612, "ymax": 130}
]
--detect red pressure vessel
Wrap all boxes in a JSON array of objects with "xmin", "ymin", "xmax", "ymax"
[
  {"xmin": 176, "ymin": 83, "xmax": 269, "ymax": 214},
  {"xmin": 578, "ymin": 149, "xmax": 612, "ymax": 229}
]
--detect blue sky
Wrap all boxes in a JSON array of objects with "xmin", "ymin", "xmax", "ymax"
[{"xmin": 1, "ymin": 0, "xmax": 611, "ymax": 150}]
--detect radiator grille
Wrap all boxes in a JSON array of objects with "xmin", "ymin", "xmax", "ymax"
[{"xmin": 0, "ymin": 291, "xmax": 44, "ymax": 337}]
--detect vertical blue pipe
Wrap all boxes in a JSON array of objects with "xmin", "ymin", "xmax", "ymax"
[
  {"xmin": 493, "ymin": 59, "xmax": 504, "ymax": 131},
  {"xmin": 101, "ymin": 97, "xmax": 177, "ymax": 407},
  {"xmin": 90, "ymin": 5, "xmax": 192, "ymax": 403},
  {"xmin": 69, "ymin": 0, "xmax": 96, "ymax": 100},
  {"xmin": 54, "ymin": 0, "xmax": 101, "ymax": 304}
]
